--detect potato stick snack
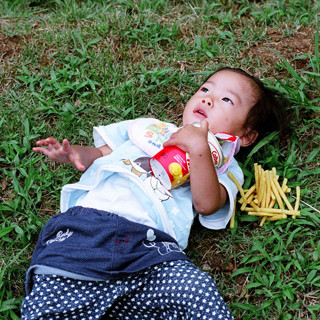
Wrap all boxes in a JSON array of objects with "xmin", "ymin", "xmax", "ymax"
[
  {"xmin": 250, "ymin": 201, "xmax": 260, "ymax": 211},
  {"xmin": 245, "ymin": 185, "xmax": 256, "ymax": 198},
  {"xmin": 244, "ymin": 207, "xmax": 300, "ymax": 215},
  {"xmin": 274, "ymin": 179, "xmax": 294, "ymax": 211},
  {"xmin": 248, "ymin": 194, "xmax": 254, "ymax": 201},
  {"xmin": 248, "ymin": 212, "xmax": 276, "ymax": 217},
  {"xmin": 239, "ymin": 194, "xmax": 254, "ymax": 205},
  {"xmin": 265, "ymin": 171, "xmax": 271, "ymax": 208},
  {"xmin": 265, "ymin": 172, "xmax": 271, "ymax": 207},
  {"xmin": 254, "ymin": 163, "xmax": 259, "ymax": 195},
  {"xmin": 281, "ymin": 178, "xmax": 288, "ymax": 191},
  {"xmin": 293, "ymin": 186, "xmax": 301, "ymax": 220},
  {"xmin": 269, "ymin": 198, "xmax": 276, "ymax": 208},
  {"xmin": 240, "ymin": 198, "xmax": 248, "ymax": 211},
  {"xmin": 295, "ymin": 186, "xmax": 301, "ymax": 211},
  {"xmin": 240, "ymin": 188, "xmax": 255, "ymax": 210},
  {"xmin": 258, "ymin": 165, "xmax": 264, "ymax": 194},
  {"xmin": 258, "ymin": 171, "xmax": 266, "ymax": 206},
  {"xmin": 228, "ymin": 163, "xmax": 301, "ymax": 227},
  {"xmin": 227, "ymin": 172, "xmax": 245, "ymax": 199},
  {"xmin": 272, "ymin": 167, "xmax": 279, "ymax": 181},
  {"xmin": 259, "ymin": 216, "xmax": 267, "ymax": 227},
  {"xmin": 270, "ymin": 178, "xmax": 285, "ymax": 210},
  {"xmin": 230, "ymin": 199, "xmax": 237, "ymax": 229},
  {"xmin": 267, "ymin": 214, "xmax": 287, "ymax": 221},
  {"xmin": 239, "ymin": 193, "xmax": 254, "ymax": 205}
]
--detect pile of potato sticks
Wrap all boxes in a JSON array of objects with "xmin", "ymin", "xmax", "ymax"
[{"xmin": 228, "ymin": 164, "xmax": 301, "ymax": 228}]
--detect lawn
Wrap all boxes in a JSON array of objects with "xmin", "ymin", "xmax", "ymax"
[{"xmin": 0, "ymin": 0, "xmax": 319, "ymax": 319}]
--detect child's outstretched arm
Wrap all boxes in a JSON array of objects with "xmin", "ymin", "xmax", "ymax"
[
  {"xmin": 163, "ymin": 121, "xmax": 227, "ymax": 215},
  {"xmin": 33, "ymin": 137, "xmax": 112, "ymax": 171}
]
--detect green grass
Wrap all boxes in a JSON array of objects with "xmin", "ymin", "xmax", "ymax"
[{"xmin": 0, "ymin": 0, "xmax": 319, "ymax": 319}]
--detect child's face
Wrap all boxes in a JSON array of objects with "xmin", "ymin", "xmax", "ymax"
[{"xmin": 183, "ymin": 70, "xmax": 259, "ymax": 146}]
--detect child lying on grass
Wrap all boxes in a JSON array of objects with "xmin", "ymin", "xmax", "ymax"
[{"xmin": 21, "ymin": 67, "xmax": 286, "ymax": 320}]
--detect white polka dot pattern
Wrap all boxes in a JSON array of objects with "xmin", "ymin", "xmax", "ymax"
[{"xmin": 21, "ymin": 260, "xmax": 233, "ymax": 320}]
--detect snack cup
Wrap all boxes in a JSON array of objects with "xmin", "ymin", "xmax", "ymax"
[
  {"xmin": 205, "ymin": 130, "xmax": 224, "ymax": 167},
  {"xmin": 150, "ymin": 126, "xmax": 224, "ymax": 190},
  {"xmin": 150, "ymin": 146, "xmax": 190, "ymax": 190},
  {"xmin": 191, "ymin": 122, "xmax": 224, "ymax": 168}
]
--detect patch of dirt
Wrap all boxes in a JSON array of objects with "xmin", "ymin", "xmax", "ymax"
[
  {"xmin": 0, "ymin": 32, "xmax": 27, "ymax": 60},
  {"xmin": 0, "ymin": 32, "xmax": 28, "ymax": 91},
  {"xmin": 244, "ymin": 26, "xmax": 316, "ymax": 71},
  {"xmin": 187, "ymin": 222, "xmax": 237, "ymax": 273}
]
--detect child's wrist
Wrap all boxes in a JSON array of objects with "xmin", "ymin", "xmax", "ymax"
[{"xmin": 188, "ymin": 140, "xmax": 211, "ymax": 158}]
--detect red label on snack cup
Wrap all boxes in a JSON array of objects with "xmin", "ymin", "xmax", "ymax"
[
  {"xmin": 150, "ymin": 146, "xmax": 190, "ymax": 190},
  {"xmin": 150, "ymin": 126, "xmax": 223, "ymax": 189}
]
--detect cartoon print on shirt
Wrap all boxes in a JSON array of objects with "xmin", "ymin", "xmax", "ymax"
[
  {"xmin": 128, "ymin": 118, "xmax": 178, "ymax": 156},
  {"xmin": 123, "ymin": 157, "xmax": 172, "ymax": 202},
  {"xmin": 145, "ymin": 121, "xmax": 173, "ymax": 148}
]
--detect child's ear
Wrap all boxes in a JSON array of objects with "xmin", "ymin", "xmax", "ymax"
[{"xmin": 239, "ymin": 129, "xmax": 258, "ymax": 147}]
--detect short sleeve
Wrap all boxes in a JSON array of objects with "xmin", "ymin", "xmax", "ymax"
[
  {"xmin": 93, "ymin": 120, "xmax": 134, "ymax": 150},
  {"xmin": 198, "ymin": 158, "xmax": 243, "ymax": 229}
]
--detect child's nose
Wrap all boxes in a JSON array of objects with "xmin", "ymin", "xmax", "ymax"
[{"xmin": 201, "ymin": 99, "xmax": 213, "ymax": 108}]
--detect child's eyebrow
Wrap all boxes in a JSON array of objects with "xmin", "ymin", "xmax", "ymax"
[{"xmin": 206, "ymin": 80, "xmax": 242, "ymax": 104}]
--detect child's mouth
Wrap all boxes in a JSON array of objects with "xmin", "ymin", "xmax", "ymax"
[{"xmin": 194, "ymin": 108, "xmax": 207, "ymax": 118}]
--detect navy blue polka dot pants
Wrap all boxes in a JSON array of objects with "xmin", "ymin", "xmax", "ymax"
[{"xmin": 21, "ymin": 260, "xmax": 233, "ymax": 320}]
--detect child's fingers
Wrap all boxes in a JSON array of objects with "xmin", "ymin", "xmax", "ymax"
[
  {"xmin": 163, "ymin": 132, "xmax": 177, "ymax": 147},
  {"xmin": 34, "ymin": 138, "xmax": 62, "ymax": 153},
  {"xmin": 71, "ymin": 152, "xmax": 86, "ymax": 171},
  {"xmin": 35, "ymin": 139, "xmax": 50, "ymax": 147},
  {"xmin": 75, "ymin": 160, "xmax": 86, "ymax": 171},
  {"xmin": 164, "ymin": 125, "xmax": 206, "ymax": 151},
  {"xmin": 32, "ymin": 146, "xmax": 52, "ymax": 157},
  {"xmin": 35, "ymin": 137, "xmax": 56, "ymax": 146},
  {"xmin": 62, "ymin": 139, "xmax": 71, "ymax": 152},
  {"xmin": 199, "ymin": 120, "xmax": 209, "ymax": 131},
  {"xmin": 32, "ymin": 146, "xmax": 42, "ymax": 153},
  {"xmin": 163, "ymin": 132, "xmax": 188, "ymax": 151},
  {"xmin": 61, "ymin": 140, "xmax": 85, "ymax": 171}
]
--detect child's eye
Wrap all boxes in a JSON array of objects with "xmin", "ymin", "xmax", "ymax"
[
  {"xmin": 222, "ymin": 97, "xmax": 233, "ymax": 104},
  {"xmin": 200, "ymin": 87, "xmax": 209, "ymax": 93}
]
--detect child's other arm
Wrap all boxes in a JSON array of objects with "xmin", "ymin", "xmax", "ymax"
[
  {"xmin": 163, "ymin": 121, "xmax": 227, "ymax": 215},
  {"xmin": 33, "ymin": 137, "xmax": 112, "ymax": 171}
]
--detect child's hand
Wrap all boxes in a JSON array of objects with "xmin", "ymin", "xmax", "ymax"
[
  {"xmin": 164, "ymin": 120, "xmax": 226, "ymax": 215},
  {"xmin": 33, "ymin": 138, "xmax": 86, "ymax": 171},
  {"xmin": 163, "ymin": 120, "xmax": 209, "ymax": 154}
]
